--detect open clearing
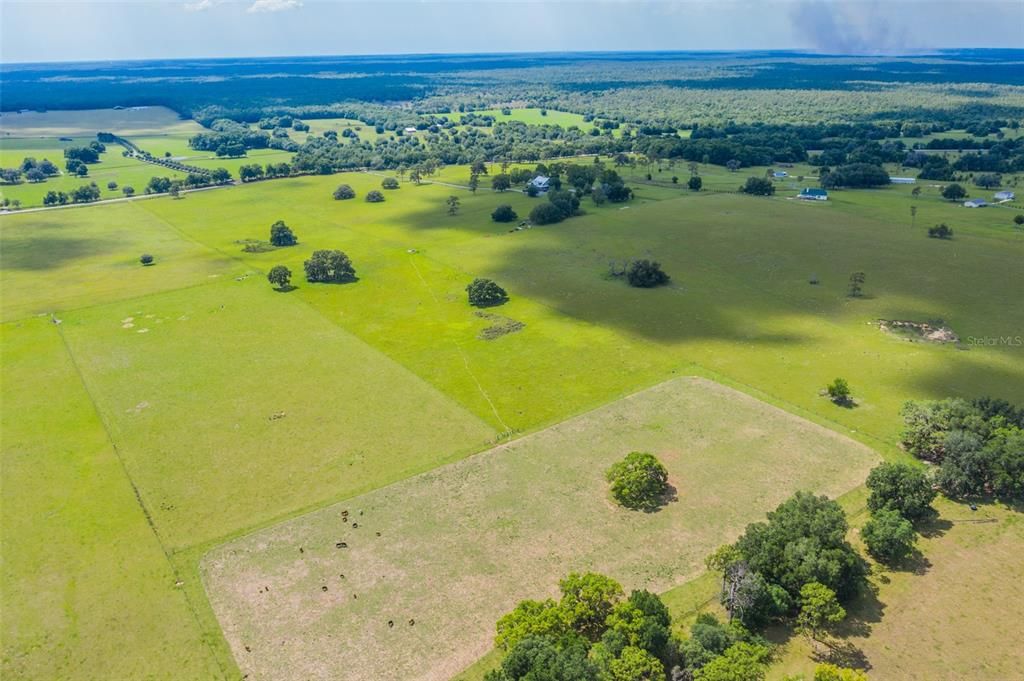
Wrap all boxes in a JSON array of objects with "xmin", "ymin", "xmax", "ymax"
[
  {"xmin": 3, "ymin": 153, "xmax": 1023, "ymax": 681},
  {"xmin": 202, "ymin": 376, "xmax": 878, "ymax": 681}
]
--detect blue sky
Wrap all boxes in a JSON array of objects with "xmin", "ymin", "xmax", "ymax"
[{"xmin": 1, "ymin": 0, "xmax": 1021, "ymax": 64}]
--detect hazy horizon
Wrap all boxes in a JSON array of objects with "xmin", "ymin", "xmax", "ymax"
[{"xmin": 2, "ymin": 0, "xmax": 1022, "ymax": 65}]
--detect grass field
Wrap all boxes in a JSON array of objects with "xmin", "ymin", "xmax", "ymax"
[
  {"xmin": 0, "ymin": 317, "xmax": 224, "ymax": 680},
  {"xmin": 3, "ymin": 146, "xmax": 1024, "ymax": 681},
  {"xmin": 202, "ymin": 377, "xmax": 878, "ymax": 681},
  {"xmin": 0, "ymin": 107, "xmax": 207, "ymax": 207}
]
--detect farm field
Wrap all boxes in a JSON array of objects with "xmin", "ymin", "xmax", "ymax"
[
  {"xmin": 202, "ymin": 376, "xmax": 879, "ymax": 681},
  {"xmin": 3, "ymin": 141, "xmax": 1024, "ymax": 681}
]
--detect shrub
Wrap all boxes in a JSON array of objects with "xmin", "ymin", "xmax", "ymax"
[
  {"xmin": 381, "ymin": 177, "xmax": 399, "ymax": 189},
  {"xmin": 928, "ymin": 223, "xmax": 953, "ymax": 239},
  {"xmin": 740, "ymin": 176, "xmax": 775, "ymax": 196},
  {"xmin": 267, "ymin": 265, "xmax": 292, "ymax": 289},
  {"xmin": 605, "ymin": 452, "xmax": 669, "ymax": 511},
  {"xmin": 304, "ymin": 249, "xmax": 355, "ymax": 283},
  {"xmin": 626, "ymin": 260, "xmax": 669, "ymax": 288},
  {"xmin": 688, "ymin": 176, "xmax": 702, "ymax": 191},
  {"xmin": 139, "ymin": 254, "xmax": 154, "ymax": 266},
  {"xmin": 269, "ymin": 220, "xmax": 297, "ymax": 247},
  {"xmin": 491, "ymin": 204, "xmax": 518, "ymax": 223},
  {"xmin": 862, "ymin": 508, "xmax": 916, "ymax": 564},
  {"xmin": 826, "ymin": 378, "xmax": 851, "ymax": 404},
  {"xmin": 122, "ymin": 186, "xmax": 135, "ymax": 196},
  {"xmin": 466, "ymin": 278, "xmax": 508, "ymax": 307},
  {"xmin": 333, "ymin": 184, "xmax": 355, "ymax": 200},
  {"xmin": 107, "ymin": 181, "xmax": 118, "ymax": 190},
  {"xmin": 365, "ymin": 189, "xmax": 385, "ymax": 203}
]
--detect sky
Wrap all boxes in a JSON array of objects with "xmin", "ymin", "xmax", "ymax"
[{"xmin": 1, "ymin": 0, "xmax": 1021, "ymax": 64}]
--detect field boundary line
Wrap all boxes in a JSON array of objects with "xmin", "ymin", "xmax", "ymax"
[
  {"xmin": 50, "ymin": 319, "xmax": 233, "ymax": 680},
  {"xmin": 405, "ymin": 251, "xmax": 511, "ymax": 432}
]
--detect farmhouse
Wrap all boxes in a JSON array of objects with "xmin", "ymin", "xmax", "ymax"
[
  {"xmin": 994, "ymin": 190, "xmax": 1015, "ymax": 201},
  {"xmin": 403, "ymin": 127, "xmax": 417, "ymax": 133},
  {"xmin": 772, "ymin": 171, "xmax": 788, "ymax": 178},
  {"xmin": 890, "ymin": 177, "xmax": 917, "ymax": 184},
  {"xmin": 798, "ymin": 187, "xmax": 828, "ymax": 201},
  {"xmin": 528, "ymin": 175, "xmax": 551, "ymax": 192},
  {"xmin": 964, "ymin": 198, "xmax": 988, "ymax": 208}
]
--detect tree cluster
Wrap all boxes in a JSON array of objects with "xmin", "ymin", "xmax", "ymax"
[{"xmin": 900, "ymin": 397, "xmax": 1024, "ymax": 499}]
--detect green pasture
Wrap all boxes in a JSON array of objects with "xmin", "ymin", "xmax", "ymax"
[
  {"xmin": 202, "ymin": 377, "xmax": 878, "ymax": 681},
  {"xmin": 3, "ymin": 149, "xmax": 1024, "ymax": 681},
  {"xmin": 0, "ymin": 317, "xmax": 224, "ymax": 680},
  {"xmin": 0, "ymin": 200, "xmax": 238, "ymax": 321}
]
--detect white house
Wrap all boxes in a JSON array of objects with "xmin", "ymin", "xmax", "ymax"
[
  {"xmin": 964, "ymin": 198, "xmax": 988, "ymax": 208},
  {"xmin": 798, "ymin": 187, "xmax": 828, "ymax": 201},
  {"xmin": 528, "ymin": 175, "xmax": 551, "ymax": 192},
  {"xmin": 994, "ymin": 190, "xmax": 1015, "ymax": 201},
  {"xmin": 772, "ymin": 171, "xmax": 788, "ymax": 178},
  {"xmin": 890, "ymin": 177, "xmax": 916, "ymax": 184},
  {"xmin": 404, "ymin": 127, "xmax": 417, "ymax": 133}
]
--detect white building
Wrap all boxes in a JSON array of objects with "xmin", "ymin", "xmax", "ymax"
[
  {"xmin": 994, "ymin": 190, "xmax": 1015, "ymax": 201},
  {"xmin": 890, "ymin": 177, "xmax": 916, "ymax": 184},
  {"xmin": 964, "ymin": 198, "xmax": 988, "ymax": 208},
  {"xmin": 528, "ymin": 175, "xmax": 551, "ymax": 192}
]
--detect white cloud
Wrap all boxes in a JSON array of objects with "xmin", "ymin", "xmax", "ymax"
[
  {"xmin": 184, "ymin": 0, "xmax": 222, "ymax": 11},
  {"xmin": 247, "ymin": 0, "xmax": 303, "ymax": 13}
]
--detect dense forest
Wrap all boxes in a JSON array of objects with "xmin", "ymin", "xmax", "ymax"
[{"xmin": 4, "ymin": 50, "xmax": 1024, "ymax": 129}]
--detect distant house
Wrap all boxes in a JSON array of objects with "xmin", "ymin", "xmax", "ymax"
[
  {"xmin": 404, "ymin": 127, "xmax": 417, "ymax": 133},
  {"xmin": 773, "ymin": 171, "xmax": 788, "ymax": 178},
  {"xmin": 798, "ymin": 187, "xmax": 828, "ymax": 201},
  {"xmin": 964, "ymin": 198, "xmax": 988, "ymax": 208},
  {"xmin": 994, "ymin": 190, "xmax": 1015, "ymax": 201},
  {"xmin": 890, "ymin": 177, "xmax": 916, "ymax": 184},
  {"xmin": 528, "ymin": 175, "xmax": 551, "ymax": 192}
]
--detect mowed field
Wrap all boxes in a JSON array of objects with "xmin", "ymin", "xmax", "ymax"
[
  {"xmin": 3, "ymin": 147, "xmax": 1024, "ymax": 681},
  {"xmin": 202, "ymin": 377, "xmax": 879, "ymax": 681}
]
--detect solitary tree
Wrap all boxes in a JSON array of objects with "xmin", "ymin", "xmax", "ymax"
[
  {"xmin": 365, "ymin": 190, "xmax": 385, "ymax": 203},
  {"xmin": 1014, "ymin": 214, "xmax": 1024, "ymax": 228},
  {"xmin": 333, "ymin": 184, "xmax": 356, "ymax": 200},
  {"xmin": 847, "ymin": 271, "xmax": 865, "ymax": 297},
  {"xmin": 796, "ymin": 582, "xmax": 846, "ymax": 645},
  {"xmin": 446, "ymin": 195, "xmax": 461, "ymax": 216},
  {"xmin": 941, "ymin": 183, "xmax": 967, "ymax": 201},
  {"xmin": 928, "ymin": 223, "xmax": 953, "ymax": 239},
  {"xmin": 122, "ymin": 186, "xmax": 135, "ymax": 196},
  {"xmin": 381, "ymin": 177, "xmax": 399, "ymax": 189},
  {"xmin": 304, "ymin": 250, "xmax": 355, "ymax": 283},
  {"xmin": 269, "ymin": 220, "xmax": 297, "ymax": 247},
  {"xmin": 139, "ymin": 254, "xmax": 154, "ymax": 266},
  {"xmin": 468, "ymin": 174, "xmax": 480, "ymax": 194},
  {"xmin": 826, "ymin": 378, "xmax": 851, "ymax": 405},
  {"xmin": 466, "ymin": 277, "xmax": 507, "ymax": 306},
  {"xmin": 626, "ymin": 260, "xmax": 670, "ymax": 288},
  {"xmin": 688, "ymin": 176, "xmax": 703, "ymax": 191},
  {"xmin": 492, "ymin": 174, "xmax": 511, "ymax": 192},
  {"xmin": 605, "ymin": 452, "xmax": 669, "ymax": 511},
  {"xmin": 740, "ymin": 177, "xmax": 775, "ymax": 196},
  {"xmin": 267, "ymin": 265, "xmax": 292, "ymax": 290}
]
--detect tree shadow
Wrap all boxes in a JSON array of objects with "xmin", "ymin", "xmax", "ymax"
[
  {"xmin": 639, "ymin": 482, "xmax": 678, "ymax": 514},
  {"xmin": 915, "ymin": 513, "xmax": 954, "ymax": 539},
  {"xmin": 274, "ymin": 284, "xmax": 298, "ymax": 293},
  {"xmin": 811, "ymin": 638, "xmax": 872, "ymax": 671}
]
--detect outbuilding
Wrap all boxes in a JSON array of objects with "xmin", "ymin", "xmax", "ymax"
[
  {"xmin": 798, "ymin": 187, "xmax": 828, "ymax": 201},
  {"xmin": 890, "ymin": 177, "xmax": 917, "ymax": 184},
  {"xmin": 994, "ymin": 190, "xmax": 1015, "ymax": 201},
  {"xmin": 964, "ymin": 198, "xmax": 988, "ymax": 208}
]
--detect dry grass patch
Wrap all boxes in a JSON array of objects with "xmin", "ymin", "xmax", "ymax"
[{"xmin": 203, "ymin": 377, "xmax": 878, "ymax": 681}]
